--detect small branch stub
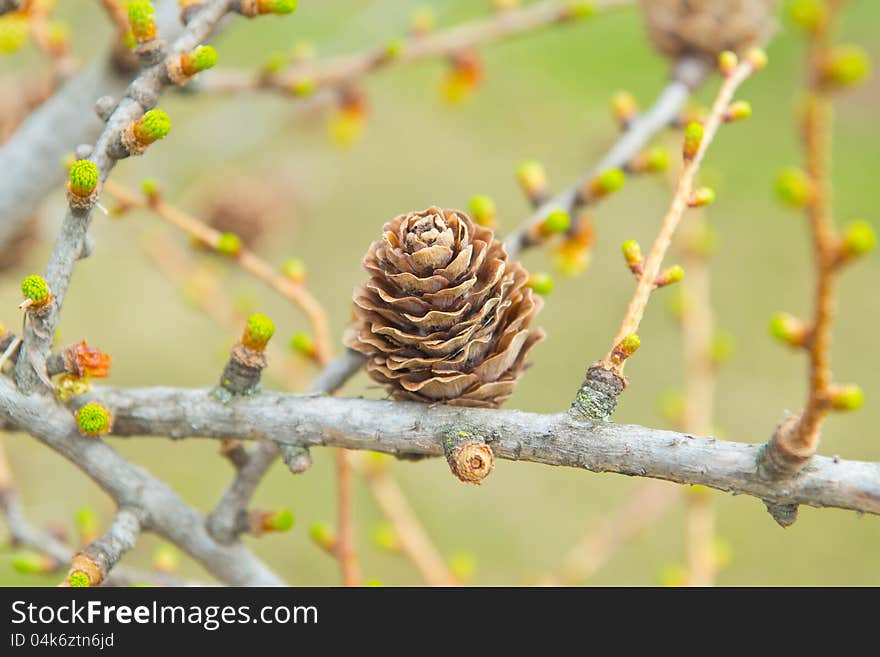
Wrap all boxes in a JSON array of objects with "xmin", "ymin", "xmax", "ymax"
[
  {"xmin": 215, "ymin": 314, "xmax": 274, "ymax": 399},
  {"xmin": 571, "ymin": 364, "xmax": 627, "ymax": 421},
  {"xmin": 444, "ymin": 430, "xmax": 494, "ymax": 484}
]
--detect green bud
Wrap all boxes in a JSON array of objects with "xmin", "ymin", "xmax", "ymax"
[
  {"xmin": 68, "ymin": 571, "xmax": 91, "ymax": 587},
  {"xmin": 76, "ymin": 402, "xmax": 112, "ymax": 437},
  {"xmin": 683, "ymin": 122, "xmax": 704, "ymax": 159},
  {"xmin": 618, "ymin": 333, "xmax": 640, "ymax": 356},
  {"xmin": 281, "ymin": 257, "xmax": 307, "ymax": 282},
  {"xmin": 829, "ymin": 384, "xmax": 863, "ymax": 412},
  {"xmin": 216, "ymin": 232, "xmax": 242, "ymax": 256},
  {"xmin": 469, "ymin": 195, "xmax": 497, "ymax": 228},
  {"xmin": 709, "ymin": 331, "xmax": 735, "ymax": 365},
  {"xmin": 309, "ymin": 522, "xmax": 335, "ymax": 549},
  {"xmin": 516, "ymin": 160, "xmax": 547, "ymax": 197},
  {"xmin": 448, "ymin": 551, "xmax": 476, "ymax": 582},
  {"xmin": 127, "ymin": 0, "xmax": 156, "ymax": 43},
  {"xmin": 718, "ymin": 50, "xmax": 738, "ymax": 75},
  {"xmin": 786, "ymin": 0, "xmax": 826, "ymax": 33},
  {"xmin": 725, "ymin": 100, "xmax": 752, "ymax": 122},
  {"xmin": 842, "ymin": 219, "xmax": 876, "ymax": 257},
  {"xmin": 541, "ymin": 209, "xmax": 571, "ymax": 235},
  {"xmin": 133, "ymin": 109, "xmax": 171, "ymax": 144},
  {"xmin": 243, "ymin": 313, "xmax": 275, "ymax": 351},
  {"xmin": 775, "ymin": 167, "xmax": 812, "ymax": 207},
  {"xmin": 372, "ymin": 523, "xmax": 399, "ymax": 551},
  {"xmin": 0, "ymin": 16, "xmax": 29, "ymax": 55},
  {"xmin": 590, "ymin": 167, "xmax": 625, "ymax": 197},
  {"xmin": 268, "ymin": 0, "xmax": 299, "ymax": 14},
  {"xmin": 689, "ymin": 187, "xmax": 716, "ymax": 208},
  {"xmin": 825, "ymin": 44, "xmax": 871, "ymax": 87},
  {"xmin": 621, "ymin": 239, "xmax": 643, "ymax": 267},
  {"xmin": 290, "ymin": 331, "xmax": 315, "ymax": 356},
  {"xmin": 265, "ymin": 509, "xmax": 295, "ymax": 532},
  {"xmin": 21, "ymin": 274, "xmax": 50, "ymax": 304},
  {"xmin": 769, "ymin": 312, "xmax": 806, "ymax": 346},
  {"xmin": 69, "ymin": 160, "xmax": 99, "ymax": 197},
  {"xmin": 527, "ymin": 272, "xmax": 554, "ymax": 296},
  {"xmin": 11, "ymin": 552, "xmax": 52, "ymax": 575}
]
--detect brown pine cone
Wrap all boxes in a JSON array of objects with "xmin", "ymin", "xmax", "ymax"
[
  {"xmin": 640, "ymin": 0, "xmax": 777, "ymax": 60},
  {"xmin": 344, "ymin": 207, "xmax": 544, "ymax": 408}
]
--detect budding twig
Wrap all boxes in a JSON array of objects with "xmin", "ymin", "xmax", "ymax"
[
  {"xmin": 762, "ymin": 3, "xmax": 868, "ymax": 480},
  {"xmin": 60, "ymin": 507, "xmax": 143, "ymax": 587},
  {"xmin": 103, "ymin": 179, "xmax": 332, "ymax": 366},
  {"xmin": 202, "ymin": 0, "xmax": 631, "ymax": 97},
  {"xmin": 359, "ymin": 456, "xmax": 458, "ymax": 587},
  {"xmin": 569, "ymin": 52, "xmax": 763, "ymax": 422}
]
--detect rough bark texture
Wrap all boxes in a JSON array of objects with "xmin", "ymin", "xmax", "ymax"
[{"xmin": 66, "ymin": 385, "xmax": 880, "ymax": 517}]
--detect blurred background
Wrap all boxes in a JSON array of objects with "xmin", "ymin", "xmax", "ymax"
[{"xmin": 0, "ymin": 0, "xmax": 877, "ymax": 585}]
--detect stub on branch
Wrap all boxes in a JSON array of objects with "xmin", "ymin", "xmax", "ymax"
[
  {"xmin": 444, "ymin": 429, "xmax": 494, "ymax": 484},
  {"xmin": 570, "ymin": 365, "xmax": 626, "ymax": 421}
]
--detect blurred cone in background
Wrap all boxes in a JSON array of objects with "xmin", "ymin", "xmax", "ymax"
[{"xmin": 640, "ymin": 0, "xmax": 778, "ymax": 60}]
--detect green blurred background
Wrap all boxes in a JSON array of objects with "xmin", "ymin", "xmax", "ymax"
[{"xmin": 1, "ymin": 1, "xmax": 878, "ymax": 585}]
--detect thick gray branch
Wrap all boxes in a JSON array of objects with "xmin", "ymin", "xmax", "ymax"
[
  {"xmin": 82, "ymin": 386, "xmax": 880, "ymax": 518},
  {"xmin": 0, "ymin": 1, "xmax": 183, "ymax": 248},
  {"xmin": 0, "ymin": 376, "xmax": 284, "ymax": 585}
]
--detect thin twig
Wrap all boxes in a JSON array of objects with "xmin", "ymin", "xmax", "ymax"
[
  {"xmin": 360, "ymin": 459, "xmax": 457, "ymax": 586},
  {"xmin": 601, "ymin": 57, "xmax": 759, "ymax": 375},
  {"xmin": 201, "ymin": 0, "xmax": 632, "ymax": 96}
]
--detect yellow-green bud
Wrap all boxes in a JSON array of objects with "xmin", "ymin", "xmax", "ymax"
[
  {"xmin": 824, "ymin": 45, "xmax": 871, "ymax": 87},
  {"xmin": 786, "ymin": 0, "xmax": 826, "ymax": 33},
  {"xmin": 127, "ymin": 0, "xmax": 156, "ymax": 43},
  {"xmin": 541, "ymin": 209, "xmax": 571, "ymax": 235},
  {"xmin": 769, "ymin": 312, "xmax": 807, "ymax": 346},
  {"xmin": 152, "ymin": 544, "xmax": 181, "ymax": 573},
  {"xmin": 0, "ymin": 16, "xmax": 29, "ymax": 55},
  {"xmin": 718, "ymin": 50, "xmax": 738, "ymax": 75},
  {"xmin": 829, "ymin": 384, "xmax": 863, "ymax": 412},
  {"xmin": 281, "ymin": 257, "xmax": 307, "ymax": 282},
  {"xmin": 69, "ymin": 160, "xmax": 99, "ymax": 197},
  {"xmin": 527, "ymin": 272, "xmax": 554, "ymax": 296},
  {"xmin": 657, "ymin": 265, "xmax": 684, "ymax": 287},
  {"xmin": 181, "ymin": 44, "xmax": 218, "ymax": 76},
  {"xmin": 216, "ymin": 232, "xmax": 242, "ymax": 256},
  {"xmin": 841, "ymin": 219, "xmax": 876, "ymax": 258},
  {"xmin": 289, "ymin": 331, "xmax": 315, "ymax": 357},
  {"xmin": 709, "ymin": 331, "xmax": 735, "ymax": 365},
  {"xmin": 372, "ymin": 523, "xmax": 399, "ymax": 551},
  {"xmin": 611, "ymin": 90, "xmax": 638, "ymax": 125},
  {"xmin": 75, "ymin": 507, "xmax": 99, "ymax": 541},
  {"xmin": 256, "ymin": 0, "xmax": 299, "ymax": 15},
  {"xmin": 133, "ymin": 109, "xmax": 171, "ymax": 145},
  {"xmin": 621, "ymin": 239, "xmax": 643, "ymax": 268},
  {"xmin": 11, "ymin": 552, "xmax": 55, "ymax": 575},
  {"xmin": 141, "ymin": 177, "xmax": 161, "ymax": 201},
  {"xmin": 689, "ymin": 186, "xmax": 716, "ymax": 208},
  {"xmin": 68, "ymin": 571, "xmax": 91, "ymax": 587},
  {"xmin": 289, "ymin": 77, "xmax": 316, "ymax": 96},
  {"xmin": 264, "ymin": 509, "xmax": 295, "ymax": 532},
  {"xmin": 683, "ymin": 122, "xmax": 703, "ymax": 160},
  {"xmin": 76, "ymin": 402, "xmax": 112, "ymax": 437},
  {"xmin": 565, "ymin": 0, "xmax": 595, "ymax": 19},
  {"xmin": 309, "ymin": 522, "xmax": 335, "ymax": 549},
  {"xmin": 746, "ymin": 48, "xmax": 768, "ymax": 71},
  {"xmin": 21, "ymin": 274, "xmax": 50, "ymax": 304},
  {"xmin": 516, "ymin": 160, "xmax": 547, "ymax": 198},
  {"xmin": 724, "ymin": 100, "xmax": 752, "ymax": 122},
  {"xmin": 775, "ymin": 167, "xmax": 812, "ymax": 207},
  {"xmin": 618, "ymin": 333, "xmax": 640, "ymax": 357},
  {"xmin": 242, "ymin": 313, "xmax": 275, "ymax": 351},
  {"xmin": 469, "ymin": 195, "xmax": 497, "ymax": 227},
  {"xmin": 448, "ymin": 551, "xmax": 476, "ymax": 582},
  {"xmin": 589, "ymin": 168, "xmax": 625, "ymax": 198}
]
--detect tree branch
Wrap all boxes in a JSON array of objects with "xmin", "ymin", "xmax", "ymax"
[
  {"xmin": 60, "ymin": 506, "xmax": 143, "ymax": 587},
  {"xmin": 68, "ymin": 385, "xmax": 880, "ymax": 518},
  {"xmin": 201, "ymin": 0, "xmax": 633, "ymax": 96},
  {"xmin": 0, "ymin": 376, "xmax": 285, "ymax": 586}
]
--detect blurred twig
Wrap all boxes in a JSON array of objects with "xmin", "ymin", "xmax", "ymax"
[{"xmin": 201, "ymin": 0, "xmax": 632, "ymax": 96}]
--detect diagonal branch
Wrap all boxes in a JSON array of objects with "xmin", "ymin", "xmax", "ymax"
[
  {"xmin": 0, "ymin": 376, "xmax": 284, "ymax": 586},
  {"xmin": 60, "ymin": 506, "xmax": 143, "ymax": 587},
  {"xmin": 201, "ymin": 0, "xmax": 633, "ymax": 96}
]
